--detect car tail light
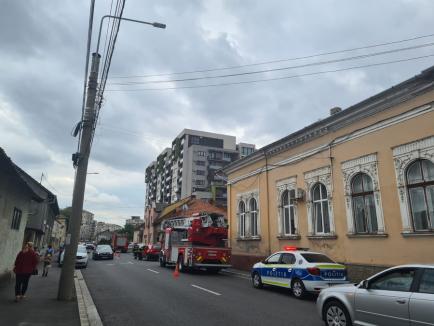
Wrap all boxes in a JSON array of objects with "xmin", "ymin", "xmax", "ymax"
[{"xmin": 307, "ymin": 267, "xmax": 321, "ymax": 276}]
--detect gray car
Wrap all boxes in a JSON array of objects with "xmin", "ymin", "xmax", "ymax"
[{"xmin": 316, "ymin": 264, "xmax": 434, "ymax": 326}]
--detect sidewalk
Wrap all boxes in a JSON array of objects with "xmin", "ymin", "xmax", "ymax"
[{"xmin": 0, "ymin": 263, "xmax": 80, "ymax": 326}]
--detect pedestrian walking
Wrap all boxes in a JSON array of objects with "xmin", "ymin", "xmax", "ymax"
[
  {"xmin": 42, "ymin": 249, "xmax": 53, "ymax": 277},
  {"xmin": 13, "ymin": 242, "xmax": 39, "ymax": 302}
]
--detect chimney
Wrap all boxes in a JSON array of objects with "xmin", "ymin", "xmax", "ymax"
[{"xmin": 330, "ymin": 107, "xmax": 342, "ymax": 116}]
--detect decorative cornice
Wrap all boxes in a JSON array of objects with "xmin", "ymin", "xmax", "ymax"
[
  {"xmin": 304, "ymin": 166, "xmax": 331, "ymax": 180},
  {"xmin": 392, "ymin": 135, "xmax": 434, "ymax": 156},
  {"xmin": 223, "ymin": 68, "xmax": 434, "ymax": 175},
  {"xmin": 341, "ymin": 153, "xmax": 378, "ymax": 170},
  {"xmin": 276, "ymin": 176, "xmax": 297, "ymax": 187},
  {"xmin": 227, "ymin": 103, "xmax": 434, "ymax": 185}
]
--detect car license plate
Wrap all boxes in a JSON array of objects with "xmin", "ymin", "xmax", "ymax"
[{"xmin": 321, "ymin": 270, "xmax": 345, "ymax": 279}]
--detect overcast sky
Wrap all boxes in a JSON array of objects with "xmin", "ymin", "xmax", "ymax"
[{"xmin": 1, "ymin": 0, "xmax": 433, "ymax": 226}]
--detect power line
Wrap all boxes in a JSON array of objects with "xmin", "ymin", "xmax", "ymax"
[
  {"xmin": 106, "ymin": 53, "xmax": 434, "ymax": 92},
  {"xmin": 108, "ymin": 42, "xmax": 434, "ymax": 86},
  {"xmin": 109, "ymin": 33, "xmax": 434, "ymax": 79}
]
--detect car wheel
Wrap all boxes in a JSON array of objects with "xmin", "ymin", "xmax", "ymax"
[
  {"xmin": 291, "ymin": 279, "xmax": 306, "ymax": 299},
  {"xmin": 252, "ymin": 272, "xmax": 263, "ymax": 289},
  {"xmin": 323, "ymin": 300, "xmax": 352, "ymax": 326}
]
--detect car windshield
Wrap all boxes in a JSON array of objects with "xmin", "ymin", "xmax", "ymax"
[
  {"xmin": 152, "ymin": 243, "xmax": 161, "ymax": 249},
  {"xmin": 97, "ymin": 245, "xmax": 111, "ymax": 251},
  {"xmin": 77, "ymin": 246, "xmax": 87, "ymax": 253},
  {"xmin": 301, "ymin": 253, "xmax": 335, "ymax": 263}
]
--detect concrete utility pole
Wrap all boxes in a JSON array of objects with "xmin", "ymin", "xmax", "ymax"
[
  {"xmin": 57, "ymin": 10, "xmax": 165, "ymax": 301},
  {"xmin": 57, "ymin": 53, "xmax": 100, "ymax": 300}
]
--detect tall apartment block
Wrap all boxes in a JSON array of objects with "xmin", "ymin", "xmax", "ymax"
[{"xmin": 145, "ymin": 129, "xmax": 255, "ymax": 207}]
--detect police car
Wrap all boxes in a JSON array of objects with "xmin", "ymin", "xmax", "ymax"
[{"xmin": 251, "ymin": 247, "xmax": 349, "ymax": 298}]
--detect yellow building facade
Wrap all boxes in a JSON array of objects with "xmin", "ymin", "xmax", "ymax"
[{"xmin": 223, "ymin": 67, "xmax": 434, "ymax": 280}]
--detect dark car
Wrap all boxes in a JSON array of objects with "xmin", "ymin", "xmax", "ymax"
[
  {"xmin": 86, "ymin": 244, "xmax": 95, "ymax": 251},
  {"xmin": 93, "ymin": 245, "xmax": 114, "ymax": 260},
  {"xmin": 142, "ymin": 243, "xmax": 161, "ymax": 261}
]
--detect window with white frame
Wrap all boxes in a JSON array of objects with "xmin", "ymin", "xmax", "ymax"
[
  {"xmin": 236, "ymin": 190, "xmax": 260, "ymax": 238},
  {"xmin": 406, "ymin": 159, "xmax": 434, "ymax": 231},
  {"xmin": 276, "ymin": 177, "xmax": 298, "ymax": 237},
  {"xmin": 249, "ymin": 198, "xmax": 258, "ymax": 236},
  {"xmin": 351, "ymin": 173, "xmax": 378, "ymax": 233},
  {"xmin": 312, "ymin": 183, "xmax": 330, "ymax": 234},
  {"xmin": 341, "ymin": 153, "xmax": 385, "ymax": 235},
  {"xmin": 238, "ymin": 201, "xmax": 246, "ymax": 237},
  {"xmin": 393, "ymin": 136, "xmax": 434, "ymax": 233},
  {"xmin": 281, "ymin": 189, "xmax": 296, "ymax": 235},
  {"xmin": 304, "ymin": 166, "xmax": 335, "ymax": 236}
]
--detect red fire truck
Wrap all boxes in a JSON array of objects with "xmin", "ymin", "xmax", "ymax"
[
  {"xmin": 111, "ymin": 233, "xmax": 129, "ymax": 253},
  {"xmin": 159, "ymin": 213, "xmax": 231, "ymax": 273}
]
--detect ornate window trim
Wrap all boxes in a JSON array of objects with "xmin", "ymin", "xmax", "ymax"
[
  {"xmin": 304, "ymin": 166, "xmax": 335, "ymax": 236},
  {"xmin": 276, "ymin": 177, "xmax": 298, "ymax": 237},
  {"xmin": 236, "ymin": 190, "xmax": 260, "ymax": 238},
  {"xmin": 392, "ymin": 136, "xmax": 434, "ymax": 233},
  {"xmin": 341, "ymin": 153, "xmax": 386, "ymax": 235}
]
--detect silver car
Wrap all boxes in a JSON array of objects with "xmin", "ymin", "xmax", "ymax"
[{"xmin": 317, "ymin": 264, "xmax": 434, "ymax": 326}]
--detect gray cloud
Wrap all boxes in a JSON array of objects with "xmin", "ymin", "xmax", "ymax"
[{"xmin": 1, "ymin": 0, "xmax": 433, "ymax": 223}]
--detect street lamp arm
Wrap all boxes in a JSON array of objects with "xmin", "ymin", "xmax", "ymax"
[{"xmin": 96, "ymin": 15, "xmax": 166, "ymax": 53}]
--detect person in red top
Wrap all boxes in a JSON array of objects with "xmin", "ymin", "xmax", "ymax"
[{"xmin": 13, "ymin": 242, "xmax": 39, "ymax": 302}]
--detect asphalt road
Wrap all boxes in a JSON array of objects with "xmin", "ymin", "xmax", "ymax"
[{"xmin": 82, "ymin": 253, "xmax": 323, "ymax": 326}]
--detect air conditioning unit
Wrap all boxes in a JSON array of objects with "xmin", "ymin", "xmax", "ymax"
[{"xmin": 295, "ymin": 188, "xmax": 305, "ymax": 200}]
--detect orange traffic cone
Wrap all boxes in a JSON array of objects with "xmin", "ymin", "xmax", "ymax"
[{"xmin": 173, "ymin": 262, "xmax": 180, "ymax": 278}]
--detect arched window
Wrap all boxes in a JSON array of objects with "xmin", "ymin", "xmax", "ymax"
[
  {"xmin": 249, "ymin": 198, "xmax": 258, "ymax": 236},
  {"xmin": 281, "ymin": 189, "xmax": 296, "ymax": 235},
  {"xmin": 239, "ymin": 201, "xmax": 246, "ymax": 237},
  {"xmin": 351, "ymin": 173, "xmax": 378, "ymax": 233},
  {"xmin": 312, "ymin": 183, "xmax": 330, "ymax": 234},
  {"xmin": 406, "ymin": 159, "xmax": 434, "ymax": 231}
]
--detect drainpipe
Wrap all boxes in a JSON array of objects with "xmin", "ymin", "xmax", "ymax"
[{"xmin": 264, "ymin": 149, "xmax": 272, "ymax": 256}]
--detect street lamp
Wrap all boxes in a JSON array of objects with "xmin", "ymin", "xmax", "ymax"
[
  {"xmin": 58, "ymin": 13, "xmax": 166, "ymax": 301},
  {"xmin": 96, "ymin": 15, "xmax": 166, "ymax": 54},
  {"xmin": 87, "ymin": 172, "xmax": 99, "ymax": 175}
]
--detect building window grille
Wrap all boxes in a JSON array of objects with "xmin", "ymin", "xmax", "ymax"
[
  {"xmin": 249, "ymin": 198, "xmax": 258, "ymax": 237},
  {"xmin": 195, "ymin": 170, "xmax": 205, "ymax": 175},
  {"xmin": 11, "ymin": 208, "xmax": 22, "ymax": 230},
  {"xmin": 351, "ymin": 173, "xmax": 378, "ymax": 233},
  {"xmin": 312, "ymin": 183, "xmax": 330, "ymax": 234},
  {"xmin": 239, "ymin": 201, "xmax": 246, "ymax": 237},
  {"xmin": 406, "ymin": 159, "xmax": 434, "ymax": 231},
  {"xmin": 281, "ymin": 189, "xmax": 296, "ymax": 235}
]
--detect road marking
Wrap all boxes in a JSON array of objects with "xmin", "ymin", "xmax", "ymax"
[
  {"xmin": 191, "ymin": 284, "xmax": 222, "ymax": 296},
  {"xmin": 147, "ymin": 268, "xmax": 160, "ymax": 274},
  {"xmin": 120, "ymin": 262, "xmax": 134, "ymax": 265},
  {"xmin": 106, "ymin": 263, "xmax": 115, "ymax": 266}
]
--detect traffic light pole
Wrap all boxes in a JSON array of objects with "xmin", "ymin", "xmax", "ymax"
[{"xmin": 57, "ymin": 53, "xmax": 100, "ymax": 300}]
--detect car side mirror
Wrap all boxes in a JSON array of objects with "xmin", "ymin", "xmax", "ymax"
[{"xmin": 360, "ymin": 280, "xmax": 369, "ymax": 289}]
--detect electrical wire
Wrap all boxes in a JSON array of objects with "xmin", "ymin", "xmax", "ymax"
[
  {"xmin": 106, "ymin": 53, "xmax": 434, "ymax": 92},
  {"xmin": 108, "ymin": 42, "xmax": 434, "ymax": 86},
  {"xmin": 109, "ymin": 33, "xmax": 434, "ymax": 79}
]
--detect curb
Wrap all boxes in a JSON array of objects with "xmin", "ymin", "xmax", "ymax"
[
  {"xmin": 74, "ymin": 270, "xmax": 103, "ymax": 326},
  {"xmin": 221, "ymin": 269, "xmax": 251, "ymax": 280}
]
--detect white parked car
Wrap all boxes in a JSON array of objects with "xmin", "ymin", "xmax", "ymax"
[{"xmin": 59, "ymin": 245, "xmax": 89, "ymax": 268}]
